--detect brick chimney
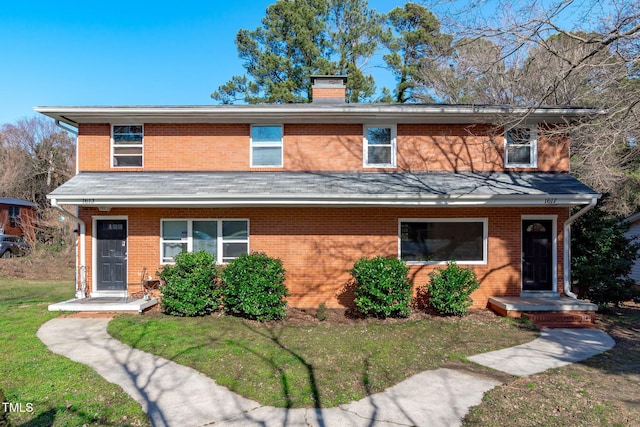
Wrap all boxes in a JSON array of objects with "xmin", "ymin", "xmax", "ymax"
[{"xmin": 311, "ymin": 75, "xmax": 347, "ymax": 103}]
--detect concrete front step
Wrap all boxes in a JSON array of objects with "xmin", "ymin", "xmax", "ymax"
[{"xmin": 522, "ymin": 312, "xmax": 596, "ymax": 329}]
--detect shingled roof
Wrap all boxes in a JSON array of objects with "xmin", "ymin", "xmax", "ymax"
[{"xmin": 48, "ymin": 171, "xmax": 598, "ymax": 207}]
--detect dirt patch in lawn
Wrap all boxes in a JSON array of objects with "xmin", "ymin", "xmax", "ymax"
[
  {"xmin": 278, "ymin": 306, "xmax": 503, "ymax": 326},
  {"xmin": 0, "ymin": 249, "xmax": 74, "ymax": 280},
  {"xmin": 463, "ymin": 301, "xmax": 640, "ymax": 427}
]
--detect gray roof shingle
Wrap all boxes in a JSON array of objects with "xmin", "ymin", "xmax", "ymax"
[{"xmin": 48, "ymin": 171, "xmax": 597, "ymax": 207}]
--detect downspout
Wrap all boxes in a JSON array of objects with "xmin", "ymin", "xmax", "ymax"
[
  {"xmin": 563, "ymin": 197, "xmax": 598, "ymax": 298},
  {"xmin": 51, "ymin": 198, "xmax": 86, "ymax": 298},
  {"xmin": 53, "ymin": 121, "xmax": 85, "ymax": 298}
]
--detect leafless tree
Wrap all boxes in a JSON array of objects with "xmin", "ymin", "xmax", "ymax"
[
  {"xmin": 1, "ymin": 116, "xmax": 75, "ymax": 207},
  {"xmin": 0, "ymin": 116, "xmax": 76, "ymax": 245},
  {"xmin": 418, "ymin": 0, "xmax": 640, "ymax": 214}
]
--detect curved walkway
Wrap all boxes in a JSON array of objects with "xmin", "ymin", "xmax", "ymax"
[{"xmin": 37, "ymin": 318, "xmax": 614, "ymax": 427}]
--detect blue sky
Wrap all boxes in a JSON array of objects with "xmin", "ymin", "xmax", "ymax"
[{"xmin": 0, "ymin": 0, "xmax": 416, "ymax": 126}]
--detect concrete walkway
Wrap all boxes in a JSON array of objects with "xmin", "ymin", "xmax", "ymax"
[{"xmin": 37, "ymin": 318, "xmax": 614, "ymax": 427}]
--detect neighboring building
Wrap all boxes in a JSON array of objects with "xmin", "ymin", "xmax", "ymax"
[
  {"xmin": 37, "ymin": 76, "xmax": 600, "ymax": 309},
  {"xmin": 0, "ymin": 197, "xmax": 36, "ymax": 237},
  {"xmin": 625, "ymin": 212, "xmax": 640, "ymax": 284}
]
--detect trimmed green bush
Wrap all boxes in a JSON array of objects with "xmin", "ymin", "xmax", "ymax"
[
  {"xmin": 350, "ymin": 256, "xmax": 412, "ymax": 318},
  {"xmin": 428, "ymin": 261, "xmax": 479, "ymax": 316},
  {"xmin": 221, "ymin": 252, "xmax": 289, "ymax": 321},
  {"xmin": 159, "ymin": 251, "xmax": 220, "ymax": 316}
]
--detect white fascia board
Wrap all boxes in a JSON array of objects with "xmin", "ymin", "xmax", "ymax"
[{"xmin": 46, "ymin": 193, "xmax": 599, "ymax": 208}]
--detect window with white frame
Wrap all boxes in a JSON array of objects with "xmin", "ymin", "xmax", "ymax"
[
  {"xmin": 399, "ymin": 219, "xmax": 487, "ymax": 264},
  {"xmin": 112, "ymin": 125, "xmax": 143, "ymax": 167},
  {"xmin": 160, "ymin": 219, "xmax": 249, "ymax": 264},
  {"xmin": 505, "ymin": 125, "xmax": 537, "ymax": 168},
  {"xmin": 364, "ymin": 125, "xmax": 396, "ymax": 167},
  {"xmin": 251, "ymin": 125, "xmax": 283, "ymax": 167}
]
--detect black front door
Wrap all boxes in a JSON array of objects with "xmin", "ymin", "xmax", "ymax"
[
  {"xmin": 96, "ymin": 219, "xmax": 127, "ymax": 292},
  {"xmin": 522, "ymin": 219, "xmax": 553, "ymax": 291}
]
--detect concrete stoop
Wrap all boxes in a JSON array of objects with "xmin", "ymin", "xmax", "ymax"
[{"xmin": 488, "ymin": 296, "xmax": 598, "ymax": 328}]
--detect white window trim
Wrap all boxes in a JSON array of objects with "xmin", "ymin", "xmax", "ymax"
[
  {"xmin": 250, "ymin": 124, "xmax": 283, "ymax": 168},
  {"xmin": 398, "ymin": 218, "xmax": 488, "ymax": 265},
  {"xmin": 160, "ymin": 218, "xmax": 250, "ymax": 265},
  {"xmin": 111, "ymin": 124, "xmax": 144, "ymax": 168},
  {"xmin": 504, "ymin": 125, "xmax": 537, "ymax": 168},
  {"xmin": 91, "ymin": 215, "xmax": 129, "ymax": 298},
  {"xmin": 363, "ymin": 124, "xmax": 397, "ymax": 168},
  {"xmin": 521, "ymin": 215, "xmax": 558, "ymax": 293}
]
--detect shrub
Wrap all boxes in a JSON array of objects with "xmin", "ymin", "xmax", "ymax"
[
  {"xmin": 572, "ymin": 201, "xmax": 640, "ymax": 309},
  {"xmin": 316, "ymin": 302, "xmax": 328, "ymax": 321},
  {"xmin": 159, "ymin": 251, "xmax": 220, "ymax": 316},
  {"xmin": 427, "ymin": 261, "xmax": 479, "ymax": 316},
  {"xmin": 221, "ymin": 252, "xmax": 289, "ymax": 321},
  {"xmin": 350, "ymin": 256, "xmax": 412, "ymax": 318}
]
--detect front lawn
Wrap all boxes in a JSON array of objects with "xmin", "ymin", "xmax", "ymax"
[
  {"xmin": 0, "ymin": 277, "xmax": 149, "ymax": 426},
  {"xmin": 109, "ymin": 310, "xmax": 537, "ymax": 408},
  {"xmin": 464, "ymin": 302, "xmax": 640, "ymax": 426}
]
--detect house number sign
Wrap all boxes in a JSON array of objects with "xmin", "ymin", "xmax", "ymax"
[{"xmin": 544, "ymin": 198, "xmax": 557, "ymax": 205}]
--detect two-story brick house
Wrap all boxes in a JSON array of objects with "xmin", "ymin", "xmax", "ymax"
[{"xmin": 38, "ymin": 76, "xmax": 600, "ymax": 316}]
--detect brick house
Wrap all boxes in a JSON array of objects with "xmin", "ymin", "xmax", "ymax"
[
  {"xmin": 38, "ymin": 76, "xmax": 600, "ymax": 314},
  {"xmin": 0, "ymin": 197, "xmax": 36, "ymax": 237}
]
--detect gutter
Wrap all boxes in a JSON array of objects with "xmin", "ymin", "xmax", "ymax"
[
  {"xmin": 563, "ymin": 197, "xmax": 599, "ymax": 298},
  {"xmin": 44, "ymin": 193, "xmax": 597, "ymax": 208},
  {"xmin": 50, "ymin": 198, "xmax": 87, "ymax": 299}
]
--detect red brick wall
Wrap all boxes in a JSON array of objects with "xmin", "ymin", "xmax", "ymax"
[
  {"xmin": 0, "ymin": 204, "xmax": 36, "ymax": 238},
  {"xmin": 77, "ymin": 206, "xmax": 569, "ymax": 308},
  {"xmin": 77, "ymin": 123, "xmax": 569, "ymax": 172}
]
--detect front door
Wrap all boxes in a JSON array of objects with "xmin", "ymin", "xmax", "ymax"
[
  {"xmin": 96, "ymin": 219, "xmax": 127, "ymax": 292},
  {"xmin": 522, "ymin": 219, "xmax": 553, "ymax": 291}
]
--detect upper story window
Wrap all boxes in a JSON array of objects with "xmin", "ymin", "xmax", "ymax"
[
  {"xmin": 251, "ymin": 125, "xmax": 283, "ymax": 167},
  {"xmin": 112, "ymin": 125, "xmax": 143, "ymax": 168},
  {"xmin": 8, "ymin": 206, "xmax": 20, "ymax": 227},
  {"xmin": 364, "ymin": 125, "xmax": 396, "ymax": 167},
  {"xmin": 505, "ymin": 125, "xmax": 537, "ymax": 168}
]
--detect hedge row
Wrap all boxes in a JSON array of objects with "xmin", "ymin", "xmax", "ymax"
[{"xmin": 159, "ymin": 252, "xmax": 479, "ymax": 320}]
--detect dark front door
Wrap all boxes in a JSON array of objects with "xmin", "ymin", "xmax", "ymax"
[
  {"xmin": 96, "ymin": 219, "xmax": 127, "ymax": 292},
  {"xmin": 522, "ymin": 219, "xmax": 553, "ymax": 291}
]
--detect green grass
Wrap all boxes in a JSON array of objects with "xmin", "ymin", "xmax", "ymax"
[
  {"xmin": 463, "ymin": 303, "xmax": 640, "ymax": 426},
  {"xmin": 109, "ymin": 311, "xmax": 537, "ymax": 408},
  {"xmin": 0, "ymin": 277, "xmax": 150, "ymax": 426}
]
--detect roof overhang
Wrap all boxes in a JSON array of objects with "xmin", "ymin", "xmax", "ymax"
[
  {"xmin": 34, "ymin": 104, "xmax": 602, "ymax": 127},
  {"xmin": 48, "ymin": 193, "xmax": 599, "ymax": 208},
  {"xmin": 46, "ymin": 171, "xmax": 600, "ymax": 209}
]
